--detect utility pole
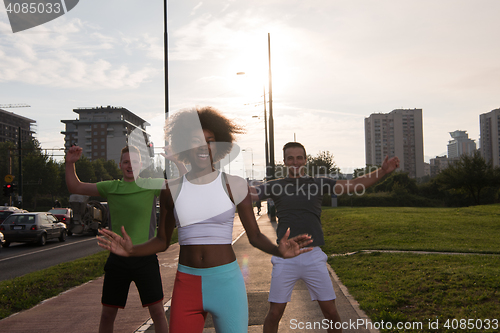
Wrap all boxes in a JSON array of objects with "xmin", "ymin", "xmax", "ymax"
[
  {"xmin": 163, "ymin": 0, "xmax": 171, "ymax": 179},
  {"xmin": 164, "ymin": 1, "xmax": 169, "ymax": 120},
  {"xmin": 267, "ymin": 33, "xmax": 277, "ymax": 222},
  {"xmin": 8, "ymin": 150, "xmax": 12, "ymax": 206},
  {"xmin": 18, "ymin": 127, "xmax": 23, "ymax": 208},
  {"xmin": 267, "ymin": 33, "xmax": 275, "ymax": 180},
  {"xmin": 238, "ymin": 71, "xmax": 270, "ymax": 178},
  {"xmin": 263, "ymin": 85, "xmax": 270, "ymax": 170}
]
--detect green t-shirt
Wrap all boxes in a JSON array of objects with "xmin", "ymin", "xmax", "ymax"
[{"xmin": 97, "ymin": 178, "xmax": 164, "ymax": 245}]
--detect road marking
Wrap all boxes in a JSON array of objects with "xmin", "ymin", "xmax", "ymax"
[
  {"xmin": 0, "ymin": 238, "xmax": 99, "ymax": 263},
  {"xmin": 232, "ymin": 230, "xmax": 246, "ymax": 245}
]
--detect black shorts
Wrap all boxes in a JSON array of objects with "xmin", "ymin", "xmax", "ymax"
[{"xmin": 101, "ymin": 253, "xmax": 164, "ymax": 308}]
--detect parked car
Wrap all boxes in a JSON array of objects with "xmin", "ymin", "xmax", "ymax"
[
  {"xmin": 48, "ymin": 208, "xmax": 73, "ymax": 226},
  {"xmin": 0, "ymin": 212, "xmax": 67, "ymax": 247},
  {"xmin": 0, "ymin": 206, "xmax": 27, "ymax": 224}
]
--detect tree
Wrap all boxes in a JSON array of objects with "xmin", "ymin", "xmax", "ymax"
[
  {"xmin": 373, "ymin": 172, "xmax": 419, "ymax": 195},
  {"xmin": 21, "ymin": 139, "xmax": 59, "ymax": 209},
  {"xmin": 92, "ymin": 159, "xmax": 112, "ymax": 182},
  {"xmin": 307, "ymin": 151, "xmax": 340, "ymax": 177},
  {"xmin": 436, "ymin": 151, "xmax": 500, "ymax": 205},
  {"xmin": 353, "ymin": 164, "xmax": 379, "ymax": 179},
  {"xmin": 103, "ymin": 159, "xmax": 121, "ymax": 180},
  {"xmin": 57, "ymin": 162, "xmax": 70, "ymax": 202},
  {"xmin": 75, "ymin": 155, "xmax": 96, "ymax": 183}
]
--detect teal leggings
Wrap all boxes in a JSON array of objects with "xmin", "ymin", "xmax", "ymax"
[{"xmin": 170, "ymin": 260, "xmax": 248, "ymax": 332}]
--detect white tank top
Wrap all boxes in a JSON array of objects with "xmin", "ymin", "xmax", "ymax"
[{"xmin": 174, "ymin": 172, "xmax": 235, "ymax": 245}]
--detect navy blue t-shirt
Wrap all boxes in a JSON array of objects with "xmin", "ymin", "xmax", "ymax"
[{"xmin": 257, "ymin": 176, "xmax": 336, "ymax": 247}]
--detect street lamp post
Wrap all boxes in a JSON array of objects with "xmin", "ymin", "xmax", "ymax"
[
  {"xmin": 163, "ymin": 0, "xmax": 171, "ymax": 179},
  {"xmin": 251, "ymin": 86, "xmax": 270, "ymax": 172},
  {"xmin": 242, "ymin": 148, "xmax": 254, "ymax": 180},
  {"xmin": 237, "ymin": 33, "xmax": 276, "ymax": 221},
  {"xmin": 267, "ymin": 33, "xmax": 275, "ymax": 180},
  {"xmin": 263, "ymin": 85, "xmax": 270, "ymax": 171},
  {"xmin": 237, "ymin": 73, "xmax": 270, "ymax": 177},
  {"xmin": 266, "ymin": 33, "xmax": 277, "ymax": 222}
]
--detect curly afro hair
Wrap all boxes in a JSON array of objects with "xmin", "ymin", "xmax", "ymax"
[{"xmin": 165, "ymin": 106, "xmax": 245, "ymax": 163}]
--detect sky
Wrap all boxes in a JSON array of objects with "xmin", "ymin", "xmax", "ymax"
[{"xmin": 1, "ymin": 0, "xmax": 500, "ymax": 179}]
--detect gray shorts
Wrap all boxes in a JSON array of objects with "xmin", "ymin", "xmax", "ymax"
[{"xmin": 268, "ymin": 247, "xmax": 336, "ymax": 303}]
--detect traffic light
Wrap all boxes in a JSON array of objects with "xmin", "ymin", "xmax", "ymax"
[
  {"xmin": 147, "ymin": 142, "xmax": 154, "ymax": 157},
  {"xmin": 3, "ymin": 184, "xmax": 13, "ymax": 196}
]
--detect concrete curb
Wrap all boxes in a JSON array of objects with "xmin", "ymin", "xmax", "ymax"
[
  {"xmin": 326, "ymin": 265, "xmax": 379, "ymax": 333},
  {"xmin": 331, "ymin": 249, "xmax": 500, "ymax": 257}
]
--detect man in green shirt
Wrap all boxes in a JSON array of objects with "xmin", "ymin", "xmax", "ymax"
[{"xmin": 65, "ymin": 145, "xmax": 168, "ymax": 333}]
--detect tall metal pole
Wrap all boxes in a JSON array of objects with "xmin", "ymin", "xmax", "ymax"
[
  {"xmin": 267, "ymin": 33, "xmax": 275, "ymax": 179},
  {"xmin": 8, "ymin": 150, "xmax": 12, "ymax": 206},
  {"xmin": 18, "ymin": 127, "xmax": 22, "ymax": 208},
  {"xmin": 164, "ymin": 1, "xmax": 169, "ymax": 118},
  {"xmin": 251, "ymin": 150, "xmax": 254, "ymax": 179},
  {"xmin": 164, "ymin": 0, "xmax": 171, "ymax": 178},
  {"xmin": 243, "ymin": 149, "xmax": 254, "ymax": 180},
  {"xmin": 263, "ymin": 85, "xmax": 269, "ymax": 171}
]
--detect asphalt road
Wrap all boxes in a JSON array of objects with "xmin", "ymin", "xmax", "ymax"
[{"xmin": 0, "ymin": 233, "xmax": 105, "ymax": 281}]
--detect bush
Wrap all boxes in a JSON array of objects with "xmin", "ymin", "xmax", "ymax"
[{"xmin": 373, "ymin": 172, "xmax": 418, "ymax": 194}]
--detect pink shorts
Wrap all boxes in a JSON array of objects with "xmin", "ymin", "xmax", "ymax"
[{"xmin": 268, "ymin": 247, "xmax": 336, "ymax": 303}]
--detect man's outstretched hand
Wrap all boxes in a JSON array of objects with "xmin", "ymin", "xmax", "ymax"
[
  {"xmin": 278, "ymin": 228, "xmax": 313, "ymax": 258},
  {"xmin": 382, "ymin": 156, "xmax": 400, "ymax": 174},
  {"xmin": 65, "ymin": 145, "xmax": 83, "ymax": 164},
  {"xmin": 161, "ymin": 145, "xmax": 188, "ymax": 175}
]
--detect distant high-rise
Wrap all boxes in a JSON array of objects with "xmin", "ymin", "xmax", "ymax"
[
  {"xmin": 61, "ymin": 106, "xmax": 152, "ymax": 165},
  {"xmin": 479, "ymin": 108, "xmax": 500, "ymax": 167},
  {"xmin": 429, "ymin": 155, "xmax": 457, "ymax": 178},
  {"xmin": 0, "ymin": 108, "xmax": 36, "ymax": 144},
  {"xmin": 447, "ymin": 130, "xmax": 476, "ymax": 159},
  {"xmin": 365, "ymin": 108, "xmax": 424, "ymax": 178}
]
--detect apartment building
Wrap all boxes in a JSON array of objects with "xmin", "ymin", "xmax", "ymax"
[
  {"xmin": 447, "ymin": 130, "xmax": 476, "ymax": 159},
  {"xmin": 365, "ymin": 108, "xmax": 424, "ymax": 178},
  {"xmin": 0, "ymin": 108, "xmax": 36, "ymax": 144},
  {"xmin": 61, "ymin": 106, "xmax": 152, "ymax": 165},
  {"xmin": 429, "ymin": 155, "xmax": 459, "ymax": 178},
  {"xmin": 479, "ymin": 108, "xmax": 500, "ymax": 167}
]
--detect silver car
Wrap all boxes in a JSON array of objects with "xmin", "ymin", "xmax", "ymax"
[{"xmin": 0, "ymin": 212, "xmax": 67, "ymax": 247}]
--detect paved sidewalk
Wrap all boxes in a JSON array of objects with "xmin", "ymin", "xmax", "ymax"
[{"xmin": 1, "ymin": 206, "xmax": 377, "ymax": 333}]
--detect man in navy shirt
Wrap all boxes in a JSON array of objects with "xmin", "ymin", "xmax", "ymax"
[{"xmin": 255, "ymin": 142, "xmax": 400, "ymax": 333}]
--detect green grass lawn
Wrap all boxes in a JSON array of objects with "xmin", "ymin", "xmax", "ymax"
[
  {"xmin": 329, "ymin": 253, "xmax": 500, "ymax": 333},
  {"xmin": 321, "ymin": 205, "xmax": 500, "ymax": 255},
  {"xmin": 0, "ymin": 228, "xmax": 179, "ymax": 320},
  {"xmin": 323, "ymin": 204, "xmax": 500, "ymax": 332},
  {"xmin": 0, "ymin": 251, "xmax": 109, "ymax": 320}
]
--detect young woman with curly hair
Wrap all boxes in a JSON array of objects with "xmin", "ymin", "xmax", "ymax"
[{"xmin": 98, "ymin": 106, "xmax": 312, "ymax": 333}]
